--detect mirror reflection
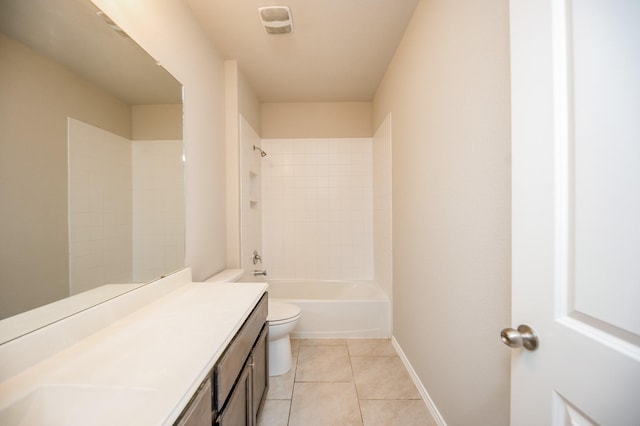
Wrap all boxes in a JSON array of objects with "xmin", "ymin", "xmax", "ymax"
[{"xmin": 0, "ymin": 0, "xmax": 184, "ymax": 338}]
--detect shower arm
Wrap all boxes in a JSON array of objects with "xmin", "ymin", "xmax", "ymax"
[{"xmin": 253, "ymin": 145, "xmax": 267, "ymax": 157}]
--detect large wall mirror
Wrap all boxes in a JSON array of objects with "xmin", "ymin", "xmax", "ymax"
[{"xmin": 0, "ymin": 0, "xmax": 185, "ymax": 342}]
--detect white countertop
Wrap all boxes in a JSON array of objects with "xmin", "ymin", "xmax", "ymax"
[
  {"xmin": 0, "ymin": 284, "xmax": 143, "ymax": 344},
  {"xmin": 0, "ymin": 282, "xmax": 268, "ymax": 425}
]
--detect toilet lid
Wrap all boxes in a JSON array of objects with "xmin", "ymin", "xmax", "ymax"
[{"xmin": 268, "ymin": 302, "xmax": 301, "ymax": 322}]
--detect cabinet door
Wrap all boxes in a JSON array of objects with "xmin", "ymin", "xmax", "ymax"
[
  {"xmin": 251, "ymin": 325, "xmax": 268, "ymax": 424},
  {"xmin": 176, "ymin": 377, "xmax": 212, "ymax": 426},
  {"xmin": 214, "ymin": 294, "xmax": 267, "ymax": 411},
  {"xmin": 216, "ymin": 364, "xmax": 251, "ymax": 426}
]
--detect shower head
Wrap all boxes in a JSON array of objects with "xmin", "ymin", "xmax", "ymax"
[{"xmin": 253, "ymin": 145, "xmax": 267, "ymax": 157}]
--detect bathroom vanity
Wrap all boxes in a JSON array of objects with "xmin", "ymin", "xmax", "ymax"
[
  {"xmin": 178, "ymin": 293, "xmax": 268, "ymax": 425},
  {"xmin": 0, "ymin": 269, "xmax": 269, "ymax": 425}
]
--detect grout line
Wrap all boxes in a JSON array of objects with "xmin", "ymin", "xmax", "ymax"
[
  {"xmin": 286, "ymin": 340, "xmax": 301, "ymax": 426},
  {"xmin": 347, "ymin": 341, "xmax": 366, "ymax": 426},
  {"xmin": 282, "ymin": 338, "xmax": 435, "ymax": 426}
]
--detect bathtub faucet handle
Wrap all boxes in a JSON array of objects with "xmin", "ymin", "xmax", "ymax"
[
  {"xmin": 253, "ymin": 269, "xmax": 267, "ymax": 277},
  {"xmin": 252, "ymin": 250, "xmax": 262, "ymax": 265}
]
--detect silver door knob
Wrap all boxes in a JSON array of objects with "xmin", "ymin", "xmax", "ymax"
[{"xmin": 500, "ymin": 324, "xmax": 539, "ymax": 351}]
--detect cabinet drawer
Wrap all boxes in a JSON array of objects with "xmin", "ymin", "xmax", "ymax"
[{"xmin": 214, "ymin": 292, "xmax": 267, "ymax": 410}]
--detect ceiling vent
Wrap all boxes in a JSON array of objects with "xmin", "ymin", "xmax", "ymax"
[{"xmin": 258, "ymin": 6, "xmax": 293, "ymax": 34}]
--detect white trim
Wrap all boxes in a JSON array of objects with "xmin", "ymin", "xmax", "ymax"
[
  {"xmin": 551, "ymin": 0, "xmax": 573, "ymax": 320},
  {"xmin": 391, "ymin": 336, "xmax": 447, "ymax": 426}
]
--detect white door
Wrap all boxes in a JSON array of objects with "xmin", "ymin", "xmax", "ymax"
[{"xmin": 509, "ymin": 0, "xmax": 640, "ymax": 424}]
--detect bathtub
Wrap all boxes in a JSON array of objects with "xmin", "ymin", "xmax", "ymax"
[{"xmin": 265, "ymin": 280, "xmax": 390, "ymax": 338}]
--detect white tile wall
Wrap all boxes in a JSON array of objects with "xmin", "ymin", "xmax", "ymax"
[
  {"xmin": 68, "ymin": 119, "xmax": 184, "ymax": 292},
  {"xmin": 132, "ymin": 140, "xmax": 185, "ymax": 282},
  {"xmin": 68, "ymin": 118, "xmax": 132, "ymax": 294},
  {"xmin": 262, "ymin": 138, "xmax": 373, "ymax": 280}
]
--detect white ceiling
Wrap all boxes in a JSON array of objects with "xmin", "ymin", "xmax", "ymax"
[
  {"xmin": 1, "ymin": 0, "xmax": 418, "ymax": 105},
  {"xmin": 184, "ymin": 0, "xmax": 420, "ymax": 102}
]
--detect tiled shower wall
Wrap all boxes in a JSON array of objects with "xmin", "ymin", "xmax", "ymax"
[
  {"xmin": 68, "ymin": 118, "xmax": 132, "ymax": 294},
  {"xmin": 261, "ymin": 138, "xmax": 373, "ymax": 280},
  {"xmin": 132, "ymin": 140, "xmax": 185, "ymax": 282},
  {"xmin": 68, "ymin": 119, "xmax": 184, "ymax": 293}
]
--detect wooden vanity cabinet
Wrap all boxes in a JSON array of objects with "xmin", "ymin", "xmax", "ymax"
[
  {"xmin": 215, "ymin": 325, "xmax": 268, "ymax": 426},
  {"xmin": 174, "ymin": 292, "xmax": 268, "ymax": 426},
  {"xmin": 176, "ymin": 378, "xmax": 212, "ymax": 426},
  {"xmin": 216, "ymin": 363, "xmax": 251, "ymax": 426},
  {"xmin": 250, "ymin": 325, "xmax": 268, "ymax": 424},
  {"xmin": 215, "ymin": 293, "xmax": 269, "ymax": 426}
]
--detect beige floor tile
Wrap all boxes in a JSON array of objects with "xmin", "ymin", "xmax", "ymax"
[
  {"xmin": 257, "ymin": 399, "xmax": 291, "ymax": 426},
  {"xmin": 290, "ymin": 338, "xmax": 301, "ymax": 354},
  {"xmin": 258, "ymin": 338, "xmax": 431, "ymax": 425},
  {"xmin": 351, "ymin": 356, "xmax": 421, "ymax": 399},
  {"xmin": 267, "ymin": 366, "xmax": 296, "ymax": 399},
  {"xmin": 268, "ymin": 336, "xmax": 301, "ymax": 399},
  {"xmin": 359, "ymin": 400, "xmax": 437, "ymax": 426},
  {"xmin": 296, "ymin": 345, "xmax": 353, "ymax": 382},
  {"xmin": 289, "ymin": 382, "xmax": 363, "ymax": 426},
  {"xmin": 347, "ymin": 339, "xmax": 397, "ymax": 357}
]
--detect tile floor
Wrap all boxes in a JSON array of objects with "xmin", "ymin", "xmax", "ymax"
[{"xmin": 257, "ymin": 338, "xmax": 437, "ymax": 426}]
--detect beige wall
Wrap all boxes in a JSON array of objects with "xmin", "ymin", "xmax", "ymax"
[
  {"xmin": 132, "ymin": 104, "xmax": 183, "ymax": 140},
  {"xmin": 0, "ymin": 34, "xmax": 132, "ymax": 319},
  {"xmin": 372, "ymin": 114, "xmax": 393, "ymax": 303},
  {"xmin": 238, "ymin": 70, "xmax": 261, "ymax": 136},
  {"xmin": 373, "ymin": 1, "xmax": 511, "ymax": 424},
  {"xmin": 94, "ymin": 0, "xmax": 228, "ymax": 281},
  {"xmin": 225, "ymin": 61, "xmax": 262, "ymax": 268},
  {"xmin": 225, "ymin": 61, "xmax": 241, "ymax": 268},
  {"xmin": 261, "ymin": 102, "xmax": 372, "ymax": 138}
]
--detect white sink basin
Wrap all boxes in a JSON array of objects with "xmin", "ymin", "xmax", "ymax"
[{"xmin": 0, "ymin": 384, "xmax": 157, "ymax": 425}]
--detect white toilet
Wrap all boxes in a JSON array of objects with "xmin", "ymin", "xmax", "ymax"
[
  {"xmin": 267, "ymin": 301, "xmax": 301, "ymax": 376},
  {"xmin": 204, "ymin": 269, "xmax": 301, "ymax": 377}
]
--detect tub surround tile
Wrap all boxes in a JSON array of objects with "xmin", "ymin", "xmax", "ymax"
[
  {"xmin": 289, "ymin": 382, "xmax": 362, "ymax": 426},
  {"xmin": 359, "ymin": 400, "xmax": 436, "ymax": 426},
  {"xmin": 351, "ymin": 356, "xmax": 421, "ymax": 400},
  {"xmin": 262, "ymin": 138, "xmax": 374, "ymax": 281},
  {"xmin": 296, "ymin": 345, "xmax": 352, "ymax": 382}
]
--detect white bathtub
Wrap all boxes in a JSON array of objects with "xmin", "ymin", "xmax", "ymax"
[{"xmin": 266, "ymin": 280, "xmax": 390, "ymax": 338}]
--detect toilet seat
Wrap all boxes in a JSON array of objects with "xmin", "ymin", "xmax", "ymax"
[{"xmin": 268, "ymin": 302, "xmax": 301, "ymax": 325}]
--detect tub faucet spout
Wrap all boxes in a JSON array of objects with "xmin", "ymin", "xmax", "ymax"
[{"xmin": 253, "ymin": 269, "xmax": 267, "ymax": 277}]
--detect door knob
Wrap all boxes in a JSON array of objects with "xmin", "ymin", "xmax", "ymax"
[{"xmin": 500, "ymin": 324, "xmax": 539, "ymax": 351}]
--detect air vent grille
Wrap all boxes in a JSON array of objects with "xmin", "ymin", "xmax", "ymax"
[{"xmin": 258, "ymin": 6, "xmax": 293, "ymax": 34}]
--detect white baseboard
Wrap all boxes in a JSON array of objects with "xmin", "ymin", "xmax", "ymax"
[{"xmin": 391, "ymin": 336, "xmax": 447, "ymax": 426}]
